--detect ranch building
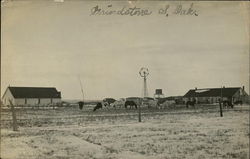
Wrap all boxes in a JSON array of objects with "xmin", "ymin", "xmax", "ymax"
[
  {"xmin": 183, "ymin": 86, "xmax": 248, "ymax": 104},
  {"xmin": 2, "ymin": 86, "xmax": 61, "ymax": 106}
]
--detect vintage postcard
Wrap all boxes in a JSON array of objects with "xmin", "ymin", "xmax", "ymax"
[{"xmin": 1, "ymin": 1, "xmax": 249, "ymax": 159}]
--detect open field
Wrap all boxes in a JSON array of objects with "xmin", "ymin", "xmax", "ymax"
[{"xmin": 1, "ymin": 105, "xmax": 249, "ymax": 159}]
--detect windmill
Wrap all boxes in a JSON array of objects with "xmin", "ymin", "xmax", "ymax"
[
  {"xmin": 138, "ymin": 67, "xmax": 149, "ymax": 122},
  {"xmin": 139, "ymin": 67, "xmax": 149, "ymax": 98},
  {"xmin": 78, "ymin": 76, "xmax": 84, "ymax": 110}
]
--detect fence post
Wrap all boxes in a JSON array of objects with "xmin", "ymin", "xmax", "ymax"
[
  {"xmin": 138, "ymin": 104, "xmax": 141, "ymax": 122},
  {"xmin": 9, "ymin": 100, "xmax": 18, "ymax": 131},
  {"xmin": 219, "ymin": 100, "xmax": 223, "ymax": 117},
  {"xmin": 220, "ymin": 86, "xmax": 223, "ymax": 117},
  {"xmin": 138, "ymin": 101, "xmax": 142, "ymax": 122}
]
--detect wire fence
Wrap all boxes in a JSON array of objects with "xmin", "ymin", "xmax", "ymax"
[{"xmin": 1, "ymin": 103, "xmax": 249, "ymax": 130}]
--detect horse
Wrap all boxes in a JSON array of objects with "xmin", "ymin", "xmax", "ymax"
[
  {"xmin": 113, "ymin": 98, "xmax": 125, "ymax": 108},
  {"xmin": 186, "ymin": 99, "xmax": 196, "ymax": 108},
  {"xmin": 222, "ymin": 100, "xmax": 234, "ymax": 108},
  {"xmin": 103, "ymin": 101, "xmax": 110, "ymax": 108},
  {"xmin": 103, "ymin": 98, "xmax": 116, "ymax": 105},
  {"xmin": 157, "ymin": 100, "xmax": 175, "ymax": 109},
  {"xmin": 93, "ymin": 102, "xmax": 102, "ymax": 111},
  {"xmin": 78, "ymin": 101, "xmax": 84, "ymax": 110},
  {"xmin": 124, "ymin": 101, "xmax": 137, "ymax": 109}
]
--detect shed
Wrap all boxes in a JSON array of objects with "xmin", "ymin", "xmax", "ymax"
[
  {"xmin": 183, "ymin": 87, "xmax": 248, "ymax": 104},
  {"xmin": 2, "ymin": 86, "xmax": 61, "ymax": 106}
]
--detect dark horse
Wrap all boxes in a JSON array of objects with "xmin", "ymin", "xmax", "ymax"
[
  {"xmin": 93, "ymin": 102, "xmax": 102, "ymax": 111},
  {"xmin": 222, "ymin": 100, "xmax": 234, "ymax": 108},
  {"xmin": 125, "ymin": 101, "xmax": 137, "ymax": 109},
  {"xmin": 186, "ymin": 99, "xmax": 196, "ymax": 108},
  {"xmin": 78, "ymin": 101, "xmax": 84, "ymax": 110}
]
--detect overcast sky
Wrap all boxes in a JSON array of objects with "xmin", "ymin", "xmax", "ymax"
[{"xmin": 1, "ymin": 1, "xmax": 249, "ymax": 100}]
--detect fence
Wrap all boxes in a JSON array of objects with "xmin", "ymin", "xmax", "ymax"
[{"xmin": 1, "ymin": 103, "xmax": 249, "ymax": 131}]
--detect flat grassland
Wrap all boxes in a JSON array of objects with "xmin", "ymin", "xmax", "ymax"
[{"xmin": 1, "ymin": 105, "xmax": 249, "ymax": 159}]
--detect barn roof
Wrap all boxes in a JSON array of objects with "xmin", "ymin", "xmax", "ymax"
[
  {"xmin": 8, "ymin": 87, "xmax": 61, "ymax": 98},
  {"xmin": 183, "ymin": 87, "xmax": 241, "ymax": 98}
]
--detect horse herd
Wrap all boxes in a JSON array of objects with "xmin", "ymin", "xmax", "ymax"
[
  {"xmin": 93, "ymin": 100, "xmax": 138, "ymax": 111},
  {"xmin": 79, "ymin": 98, "xmax": 186, "ymax": 111},
  {"xmin": 78, "ymin": 98, "xmax": 241, "ymax": 112}
]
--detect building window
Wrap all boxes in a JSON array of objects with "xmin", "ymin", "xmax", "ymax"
[
  {"xmin": 25, "ymin": 98, "xmax": 27, "ymax": 104},
  {"xmin": 50, "ymin": 98, "xmax": 53, "ymax": 104},
  {"xmin": 38, "ymin": 98, "xmax": 40, "ymax": 104}
]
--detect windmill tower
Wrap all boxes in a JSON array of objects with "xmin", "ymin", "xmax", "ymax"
[
  {"xmin": 138, "ymin": 67, "xmax": 149, "ymax": 122},
  {"xmin": 139, "ymin": 67, "xmax": 149, "ymax": 98}
]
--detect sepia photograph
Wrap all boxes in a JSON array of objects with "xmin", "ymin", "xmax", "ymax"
[{"xmin": 1, "ymin": 0, "xmax": 249, "ymax": 159}]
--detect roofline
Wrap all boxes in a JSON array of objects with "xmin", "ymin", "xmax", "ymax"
[
  {"xmin": 183, "ymin": 87, "xmax": 242, "ymax": 98},
  {"xmin": 14, "ymin": 97, "xmax": 61, "ymax": 99},
  {"xmin": 232, "ymin": 87, "xmax": 249, "ymax": 97},
  {"xmin": 2, "ymin": 86, "xmax": 10, "ymax": 99},
  {"xmin": 242, "ymin": 89, "xmax": 249, "ymax": 96},
  {"xmin": 183, "ymin": 95, "xmax": 222, "ymax": 98},
  {"xmin": 7, "ymin": 86, "xmax": 61, "ymax": 99},
  {"xmin": 188, "ymin": 87, "xmax": 241, "ymax": 91},
  {"xmin": 8, "ymin": 86, "xmax": 58, "ymax": 89}
]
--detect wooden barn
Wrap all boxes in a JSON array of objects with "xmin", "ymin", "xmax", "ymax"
[
  {"xmin": 183, "ymin": 86, "xmax": 248, "ymax": 104},
  {"xmin": 2, "ymin": 86, "xmax": 61, "ymax": 106}
]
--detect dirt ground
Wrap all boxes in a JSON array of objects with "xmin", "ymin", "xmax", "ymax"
[{"xmin": 1, "ymin": 105, "xmax": 249, "ymax": 159}]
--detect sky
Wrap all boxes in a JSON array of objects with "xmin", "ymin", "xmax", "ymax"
[{"xmin": 1, "ymin": 1, "xmax": 249, "ymax": 100}]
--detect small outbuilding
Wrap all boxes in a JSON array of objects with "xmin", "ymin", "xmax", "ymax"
[
  {"xmin": 2, "ymin": 86, "xmax": 61, "ymax": 106},
  {"xmin": 154, "ymin": 89, "xmax": 164, "ymax": 99}
]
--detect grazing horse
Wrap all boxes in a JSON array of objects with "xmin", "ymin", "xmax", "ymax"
[
  {"xmin": 186, "ymin": 99, "xmax": 196, "ymax": 108},
  {"xmin": 124, "ymin": 101, "xmax": 137, "ymax": 109},
  {"xmin": 93, "ymin": 102, "xmax": 102, "ymax": 111}
]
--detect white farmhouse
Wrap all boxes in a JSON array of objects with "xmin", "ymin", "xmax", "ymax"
[{"xmin": 2, "ymin": 86, "xmax": 61, "ymax": 106}]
